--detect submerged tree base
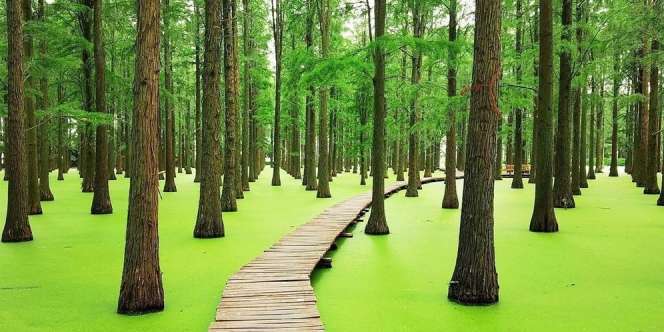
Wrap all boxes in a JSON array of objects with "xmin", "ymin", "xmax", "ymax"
[
  {"xmin": 365, "ymin": 212, "xmax": 389, "ymax": 235},
  {"xmin": 529, "ymin": 211, "xmax": 559, "ymax": 232}
]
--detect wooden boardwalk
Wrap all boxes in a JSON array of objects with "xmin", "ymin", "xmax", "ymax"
[{"xmin": 209, "ymin": 176, "xmax": 453, "ymax": 331}]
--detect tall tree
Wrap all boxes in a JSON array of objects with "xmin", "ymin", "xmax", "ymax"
[
  {"xmin": 221, "ymin": 0, "xmax": 239, "ymax": 211},
  {"xmin": 193, "ymin": 1, "xmax": 202, "ymax": 183},
  {"xmin": 364, "ymin": 0, "xmax": 389, "ymax": 235},
  {"xmin": 448, "ymin": 0, "xmax": 501, "ymax": 305},
  {"xmin": 316, "ymin": 0, "xmax": 331, "ymax": 198},
  {"xmin": 529, "ymin": 0, "xmax": 558, "ymax": 232},
  {"xmin": 511, "ymin": 0, "xmax": 524, "ymax": 189},
  {"xmin": 2, "ymin": 0, "xmax": 33, "ymax": 243},
  {"xmin": 270, "ymin": 0, "xmax": 283, "ymax": 186},
  {"xmin": 91, "ymin": 0, "xmax": 113, "ymax": 214},
  {"xmin": 405, "ymin": 0, "xmax": 424, "ymax": 197},
  {"xmin": 163, "ymin": 0, "xmax": 177, "ymax": 192},
  {"xmin": 37, "ymin": 0, "xmax": 54, "ymax": 201},
  {"xmin": 552, "ymin": 0, "xmax": 575, "ymax": 208},
  {"xmin": 25, "ymin": 0, "xmax": 42, "ymax": 214},
  {"xmin": 442, "ymin": 0, "xmax": 459, "ymax": 208},
  {"xmin": 303, "ymin": 0, "xmax": 317, "ymax": 191},
  {"xmin": 644, "ymin": 39, "xmax": 659, "ymax": 194},
  {"xmin": 117, "ymin": 0, "xmax": 164, "ymax": 313},
  {"xmin": 609, "ymin": 53, "xmax": 620, "ymax": 177},
  {"xmin": 194, "ymin": 0, "xmax": 225, "ymax": 238}
]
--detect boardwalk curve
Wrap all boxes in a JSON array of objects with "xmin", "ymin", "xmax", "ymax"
[{"xmin": 209, "ymin": 176, "xmax": 455, "ymax": 331}]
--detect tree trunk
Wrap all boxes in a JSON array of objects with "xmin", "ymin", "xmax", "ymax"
[
  {"xmin": 194, "ymin": 2, "xmax": 202, "ymax": 183},
  {"xmin": 495, "ymin": 116, "xmax": 503, "ymax": 180},
  {"xmin": 24, "ymin": 0, "xmax": 42, "ymax": 214},
  {"xmin": 37, "ymin": 0, "xmax": 54, "ymax": 201},
  {"xmin": 2, "ymin": 0, "xmax": 33, "ymax": 242},
  {"xmin": 241, "ymin": 0, "xmax": 251, "ymax": 190},
  {"xmin": 270, "ymin": 0, "xmax": 283, "ymax": 186},
  {"xmin": 552, "ymin": 0, "xmax": 575, "ymax": 208},
  {"xmin": 645, "ymin": 40, "xmax": 659, "ymax": 194},
  {"xmin": 117, "ymin": 0, "xmax": 164, "ymax": 313},
  {"xmin": 442, "ymin": 0, "xmax": 459, "ymax": 209},
  {"xmin": 529, "ymin": 0, "xmax": 558, "ymax": 232},
  {"xmin": 163, "ymin": 0, "xmax": 177, "ymax": 192},
  {"xmin": 365, "ymin": 0, "xmax": 388, "ymax": 235},
  {"xmin": 91, "ymin": 0, "xmax": 113, "ymax": 214},
  {"xmin": 448, "ymin": 0, "xmax": 501, "ymax": 304},
  {"xmin": 609, "ymin": 54, "xmax": 620, "ymax": 177},
  {"xmin": 194, "ymin": 0, "xmax": 225, "ymax": 238},
  {"xmin": 221, "ymin": 0, "xmax": 239, "ymax": 210},
  {"xmin": 406, "ymin": 1, "xmax": 424, "ymax": 197},
  {"xmin": 79, "ymin": 0, "xmax": 95, "ymax": 194},
  {"xmin": 587, "ymin": 76, "xmax": 597, "ymax": 180},
  {"xmin": 316, "ymin": 0, "xmax": 331, "ymax": 198},
  {"xmin": 511, "ymin": 0, "xmax": 524, "ymax": 189}
]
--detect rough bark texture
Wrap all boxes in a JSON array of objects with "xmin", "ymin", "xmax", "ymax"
[
  {"xmin": 406, "ymin": 1, "xmax": 424, "ymax": 197},
  {"xmin": 303, "ymin": 0, "xmax": 317, "ymax": 190},
  {"xmin": 644, "ymin": 40, "xmax": 659, "ymax": 194},
  {"xmin": 91, "ymin": 0, "xmax": 113, "ymax": 214},
  {"xmin": 316, "ymin": 0, "xmax": 331, "ymax": 198},
  {"xmin": 552, "ymin": 0, "xmax": 575, "ymax": 208},
  {"xmin": 117, "ymin": 0, "xmax": 164, "ymax": 313},
  {"xmin": 37, "ymin": 0, "xmax": 53, "ymax": 201},
  {"xmin": 194, "ymin": 0, "xmax": 225, "ymax": 238},
  {"xmin": 163, "ymin": 0, "xmax": 177, "ymax": 193},
  {"xmin": 442, "ymin": 0, "xmax": 459, "ymax": 209},
  {"xmin": 221, "ymin": 0, "xmax": 239, "ymax": 211},
  {"xmin": 193, "ymin": 2, "xmax": 202, "ymax": 183},
  {"xmin": 80, "ymin": 0, "xmax": 95, "ymax": 194},
  {"xmin": 24, "ymin": 0, "xmax": 42, "ymax": 214},
  {"xmin": 529, "ymin": 0, "xmax": 558, "ymax": 232},
  {"xmin": 365, "ymin": 0, "xmax": 389, "ymax": 235},
  {"xmin": 587, "ymin": 77, "xmax": 597, "ymax": 180},
  {"xmin": 3, "ymin": 0, "xmax": 33, "ymax": 243},
  {"xmin": 448, "ymin": 0, "xmax": 501, "ymax": 305},
  {"xmin": 511, "ymin": 0, "xmax": 524, "ymax": 190},
  {"xmin": 571, "ymin": 90, "xmax": 582, "ymax": 193},
  {"xmin": 241, "ymin": 0, "xmax": 251, "ymax": 191},
  {"xmin": 270, "ymin": 0, "xmax": 283, "ymax": 186}
]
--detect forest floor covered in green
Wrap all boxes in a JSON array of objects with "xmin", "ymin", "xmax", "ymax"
[
  {"xmin": 0, "ymin": 169, "xmax": 398, "ymax": 332},
  {"xmin": 2, "ymin": 170, "xmax": 663, "ymax": 331},
  {"xmin": 313, "ymin": 172, "xmax": 664, "ymax": 332}
]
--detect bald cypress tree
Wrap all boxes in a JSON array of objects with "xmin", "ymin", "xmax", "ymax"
[
  {"xmin": 365, "ymin": 0, "xmax": 389, "ymax": 235},
  {"xmin": 442, "ymin": 0, "xmax": 459, "ymax": 208},
  {"xmin": 91, "ymin": 0, "xmax": 113, "ymax": 214},
  {"xmin": 221, "ymin": 0, "xmax": 239, "ymax": 211},
  {"xmin": 37, "ymin": 0, "xmax": 54, "ymax": 202},
  {"xmin": 194, "ymin": 0, "xmax": 225, "ymax": 238},
  {"xmin": 2, "ymin": 0, "xmax": 33, "ymax": 243},
  {"xmin": 511, "ymin": 0, "xmax": 524, "ymax": 190},
  {"xmin": 529, "ymin": 0, "xmax": 558, "ymax": 232},
  {"xmin": 117, "ymin": 0, "xmax": 164, "ymax": 313},
  {"xmin": 163, "ymin": 0, "xmax": 177, "ymax": 193},
  {"xmin": 448, "ymin": 0, "xmax": 501, "ymax": 305},
  {"xmin": 316, "ymin": 0, "xmax": 331, "ymax": 198},
  {"xmin": 552, "ymin": 0, "xmax": 575, "ymax": 208}
]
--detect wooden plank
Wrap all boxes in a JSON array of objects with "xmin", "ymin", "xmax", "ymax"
[{"xmin": 209, "ymin": 176, "xmax": 449, "ymax": 331}]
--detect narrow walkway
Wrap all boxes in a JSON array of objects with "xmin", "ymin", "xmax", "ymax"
[{"xmin": 209, "ymin": 176, "xmax": 456, "ymax": 331}]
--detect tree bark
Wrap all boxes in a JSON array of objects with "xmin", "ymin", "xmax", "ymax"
[
  {"xmin": 221, "ymin": 0, "xmax": 239, "ymax": 210},
  {"xmin": 529, "ymin": 0, "xmax": 558, "ymax": 232},
  {"xmin": 645, "ymin": 40, "xmax": 659, "ymax": 194},
  {"xmin": 162, "ymin": 0, "xmax": 177, "ymax": 193},
  {"xmin": 511, "ymin": 0, "xmax": 524, "ymax": 189},
  {"xmin": 406, "ymin": 0, "xmax": 424, "ymax": 197},
  {"xmin": 24, "ymin": 0, "xmax": 43, "ymax": 214},
  {"xmin": 2, "ymin": 0, "xmax": 33, "ymax": 242},
  {"xmin": 442, "ymin": 0, "xmax": 460, "ymax": 208},
  {"xmin": 194, "ymin": 0, "xmax": 225, "ymax": 238},
  {"xmin": 117, "ymin": 0, "xmax": 164, "ymax": 313},
  {"xmin": 37, "ymin": 0, "xmax": 54, "ymax": 201},
  {"xmin": 316, "ymin": 0, "xmax": 331, "ymax": 198},
  {"xmin": 91, "ymin": 0, "xmax": 113, "ymax": 214},
  {"xmin": 270, "ymin": 0, "xmax": 283, "ymax": 186},
  {"xmin": 448, "ymin": 0, "xmax": 501, "ymax": 304},
  {"xmin": 364, "ymin": 0, "xmax": 388, "ymax": 235},
  {"xmin": 609, "ymin": 54, "xmax": 620, "ymax": 177},
  {"xmin": 552, "ymin": 0, "xmax": 575, "ymax": 208},
  {"xmin": 194, "ymin": 2, "xmax": 202, "ymax": 183}
]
